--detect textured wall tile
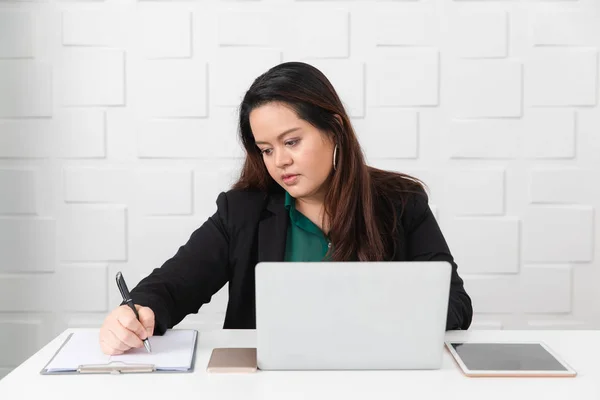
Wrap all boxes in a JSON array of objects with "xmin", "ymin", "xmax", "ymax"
[
  {"xmin": 450, "ymin": 109, "xmax": 575, "ymax": 160},
  {"xmin": 0, "ymin": 11, "xmax": 33, "ymax": 58},
  {"xmin": 137, "ymin": 9, "xmax": 191, "ymax": 58},
  {"xmin": 136, "ymin": 119, "xmax": 204, "ymax": 159},
  {"xmin": 194, "ymin": 160, "xmax": 244, "ymax": 217},
  {"xmin": 0, "ymin": 169, "xmax": 37, "ymax": 214},
  {"xmin": 135, "ymin": 59, "xmax": 207, "ymax": 117},
  {"xmin": 531, "ymin": 12, "xmax": 599, "ymax": 46},
  {"xmin": 447, "ymin": 119, "xmax": 519, "ymax": 159},
  {"xmin": 135, "ymin": 169, "xmax": 193, "ymax": 215},
  {"xmin": 449, "ymin": 60, "xmax": 522, "ymax": 117},
  {"xmin": 64, "ymin": 167, "xmax": 129, "ymax": 203},
  {"xmin": 446, "ymin": 217, "xmax": 520, "ymax": 274},
  {"xmin": 444, "ymin": 168, "xmax": 505, "ymax": 215},
  {"xmin": 381, "ymin": 167, "xmax": 442, "ymax": 204},
  {"xmin": 522, "ymin": 109, "xmax": 575, "ymax": 159},
  {"xmin": 58, "ymin": 49, "xmax": 125, "ymax": 106},
  {"xmin": 207, "ymin": 107, "xmax": 246, "ymax": 158},
  {"xmin": 0, "ymin": 109, "xmax": 107, "ymax": 159},
  {"xmin": 0, "ymin": 276, "xmax": 56, "ymax": 311},
  {"xmin": 523, "ymin": 206, "xmax": 594, "ymax": 262},
  {"xmin": 354, "ymin": 109, "xmax": 418, "ymax": 159},
  {"xmin": 130, "ymin": 217, "xmax": 203, "ymax": 274},
  {"xmin": 0, "ymin": 60, "xmax": 52, "ymax": 117},
  {"xmin": 449, "ymin": 11, "xmax": 507, "ymax": 58},
  {"xmin": 104, "ymin": 109, "xmax": 138, "ymax": 160},
  {"xmin": 285, "ymin": 10, "xmax": 349, "ymax": 59},
  {"xmin": 55, "ymin": 109, "xmax": 106, "ymax": 159},
  {"xmin": 0, "ymin": 218, "xmax": 55, "ymax": 273},
  {"xmin": 57, "ymin": 265, "xmax": 108, "ymax": 312},
  {"xmin": 177, "ymin": 311, "xmax": 225, "ymax": 332},
  {"xmin": 64, "ymin": 315, "xmax": 108, "ymax": 329},
  {"xmin": 59, "ymin": 206, "xmax": 127, "ymax": 261},
  {"xmin": 0, "ymin": 321, "xmax": 42, "ymax": 366},
  {"xmin": 62, "ymin": 10, "xmax": 122, "ymax": 46},
  {"xmin": 527, "ymin": 320, "xmax": 587, "ymax": 329},
  {"xmin": 469, "ymin": 320, "xmax": 504, "ymax": 330},
  {"xmin": 578, "ymin": 110, "xmax": 600, "ymax": 166},
  {"xmin": 370, "ymin": 49, "xmax": 439, "ymax": 106},
  {"xmin": 308, "ymin": 60, "xmax": 365, "ymax": 117},
  {"xmin": 0, "ymin": 120, "xmax": 50, "ymax": 159},
  {"xmin": 375, "ymin": 10, "xmax": 438, "ymax": 46},
  {"xmin": 530, "ymin": 168, "xmax": 595, "ymax": 204},
  {"xmin": 463, "ymin": 276, "xmax": 519, "ymax": 313},
  {"xmin": 218, "ymin": 11, "xmax": 273, "ymax": 46},
  {"xmin": 212, "ymin": 48, "xmax": 281, "ymax": 106},
  {"xmin": 526, "ymin": 48, "xmax": 597, "ymax": 106},
  {"xmin": 521, "ymin": 265, "xmax": 572, "ymax": 313},
  {"xmin": 136, "ymin": 118, "xmax": 238, "ymax": 159}
]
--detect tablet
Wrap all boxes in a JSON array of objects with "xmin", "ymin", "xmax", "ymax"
[{"xmin": 445, "ymin": 342, "xmax": 577, "ymax": 377}]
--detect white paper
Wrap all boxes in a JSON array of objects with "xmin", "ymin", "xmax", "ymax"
[{"xmin": 44, "ymin": 329, "xmax": 197, "ymax": 372}]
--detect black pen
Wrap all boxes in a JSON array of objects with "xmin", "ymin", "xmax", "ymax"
[{"xmin": 116, "ymin": 271, "xmax": 152, "ymax": 353}]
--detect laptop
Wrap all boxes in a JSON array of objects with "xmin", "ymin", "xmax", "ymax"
[{"xmin": 254, "ymin": 261, "xmax": 451, "ymax": 370}]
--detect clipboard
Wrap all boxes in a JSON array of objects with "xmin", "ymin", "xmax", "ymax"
[{"xmin": 40, "ymin": 330, "xmax": 198, "ymax": 375}]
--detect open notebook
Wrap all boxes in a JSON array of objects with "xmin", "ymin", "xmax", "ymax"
[{"xmin": 41, "ymin": 329, "xmax": 198, "ymax": 374}]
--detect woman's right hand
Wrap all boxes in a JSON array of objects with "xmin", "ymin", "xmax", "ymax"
[{"xmin": 99, "ymin": 304, "xmax": 155, "ymax": 355}]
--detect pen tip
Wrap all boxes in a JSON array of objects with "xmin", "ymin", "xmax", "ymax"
[{"xmin": 144, "ymin": 340, "xmax": 152, "ymax": 353}]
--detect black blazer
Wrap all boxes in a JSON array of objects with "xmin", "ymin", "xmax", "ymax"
[{"xmin": 130, "ymin": 188, "xmax": 473, "ymax": 335}]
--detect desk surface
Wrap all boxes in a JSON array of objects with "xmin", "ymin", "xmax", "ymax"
[{"xmin": 1, "ymin": 329, "xmax": 600, "ymax": 400}]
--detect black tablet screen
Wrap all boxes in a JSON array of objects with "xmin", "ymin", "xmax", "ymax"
[{"xmin": 450, "ymin": 343, "xmax": 568, "ymax": 371}]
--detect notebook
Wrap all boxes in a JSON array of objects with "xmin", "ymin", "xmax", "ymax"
[{"xmin": 40, "ymin": 329, "xmax": 198, "ymax": 375}]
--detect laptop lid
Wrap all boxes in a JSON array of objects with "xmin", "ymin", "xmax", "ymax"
[{"xmin": 255, "ymin": 261, "xmax": 451, "ymax": 370}]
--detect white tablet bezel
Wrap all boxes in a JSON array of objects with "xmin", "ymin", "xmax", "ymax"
[{"xmin": 444, "ymin": 341, "xmax": 577, "ymax": 377}]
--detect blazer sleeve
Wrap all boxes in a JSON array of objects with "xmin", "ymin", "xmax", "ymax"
[
  {"xmin": 404, "ymin": 188, "xmax": 473, "ymax": 331},
  {"xmin": 128, "ymin": 192, "xmax": 231, "ymax": 335}
]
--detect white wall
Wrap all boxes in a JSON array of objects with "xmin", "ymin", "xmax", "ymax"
[{"xmin": 1, "ymin": 0, "xmax": 599, "ymax": 379}]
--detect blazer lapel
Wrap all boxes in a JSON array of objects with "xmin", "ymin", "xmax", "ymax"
[{"xmin": 257, "ymin": 192, "xmax": 288, "ymax": 262}]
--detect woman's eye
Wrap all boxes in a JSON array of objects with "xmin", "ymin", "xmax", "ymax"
[{"xmin": 260, "ymin": 140, "xmax": 297, "ymax": 155}]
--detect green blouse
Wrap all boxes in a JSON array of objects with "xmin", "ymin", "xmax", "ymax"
[{"xmin": 283, "ymin": 191, "xmax": 332, "ymax": 262}]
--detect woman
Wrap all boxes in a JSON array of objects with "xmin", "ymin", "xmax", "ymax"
[{"xmin": 99, "ymin": 62, "xmax": 473, "ymax": 355}]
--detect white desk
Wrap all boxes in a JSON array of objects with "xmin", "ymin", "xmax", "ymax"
[{"xmin": 1, "ymin": 329, "xmax": 599, "ymax": 400}]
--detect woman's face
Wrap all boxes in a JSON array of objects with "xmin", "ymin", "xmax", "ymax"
[{"xmin": 250, "ymin": 102, "xmax": 335, "ymax": 202}]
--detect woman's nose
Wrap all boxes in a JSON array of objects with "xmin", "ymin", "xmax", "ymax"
[{"xmin": 275, "ymin": 149, "xmax": 292, "ymax": 168}]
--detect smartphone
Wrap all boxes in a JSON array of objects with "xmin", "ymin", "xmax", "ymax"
[{"xmin": 206, "ymin": 348, "xmax": 257, "ymax": 373}]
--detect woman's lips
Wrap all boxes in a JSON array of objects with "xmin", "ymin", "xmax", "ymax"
[{"xmin": 282, "ymin": 174, "xmax": 299, "ymax": 185}]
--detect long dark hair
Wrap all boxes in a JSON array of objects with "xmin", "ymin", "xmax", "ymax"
[{"xmin": 233, "ymin": 62, "xmax": 427, "ymax": 261}]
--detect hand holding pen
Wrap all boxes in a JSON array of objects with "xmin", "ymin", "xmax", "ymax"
[
  {"xmin": 98, "ymin": 272, "xmax": 156, "ymax": 355},
  {"xmin": 116, "ymin": 272, "xmax": 152, "ymax": 353}
]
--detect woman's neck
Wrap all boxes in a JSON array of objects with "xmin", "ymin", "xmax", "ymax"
[{"xmin": 295, "ymin": 198, "xmax": 330, "ymax": 234}]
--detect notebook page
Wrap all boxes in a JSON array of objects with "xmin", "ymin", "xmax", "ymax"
[
  {"xmin": 45, "ymin": 331, "xmax": 110, "ymax": 371},
  {"xmin": 111, "ymin": 329, "xmax": 197, "ymax": 370},
  {"xmin": 45, "ymin": 330, "xmax": 196, "ymax": 372}
]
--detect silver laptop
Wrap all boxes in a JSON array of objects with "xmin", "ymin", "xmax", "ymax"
[{"xmin": 255, "ymin": 261, "xmax": 451, "ymax": 370}]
